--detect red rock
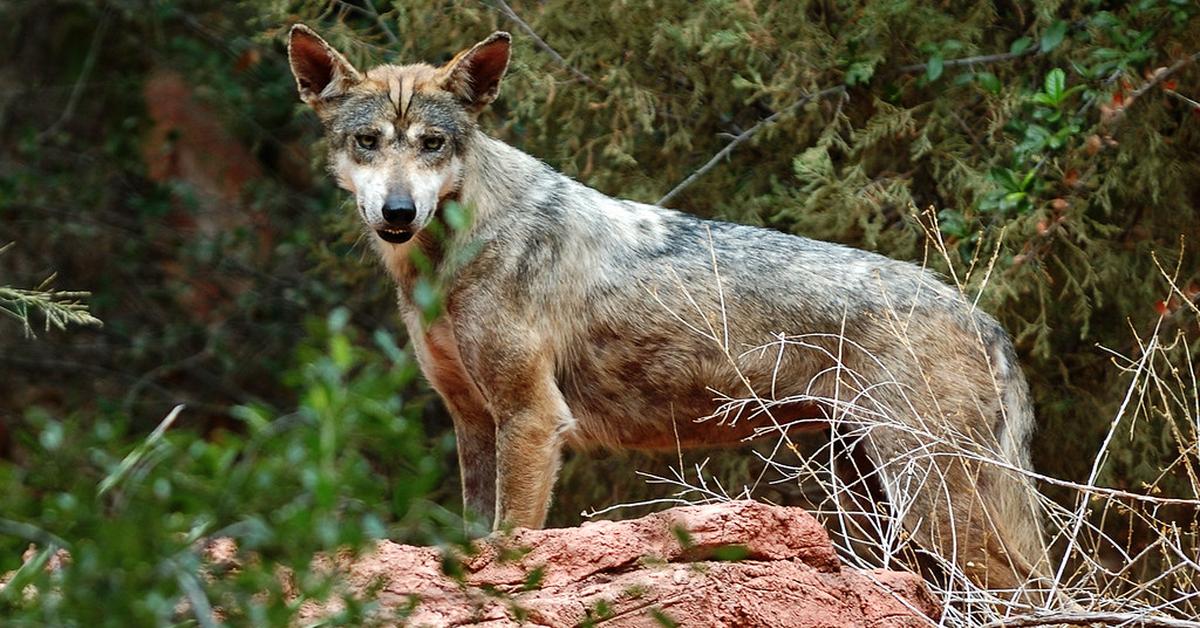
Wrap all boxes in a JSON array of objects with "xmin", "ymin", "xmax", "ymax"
[{"xmin": 296, "ymin": 501, "xmax": 940, "ymax": 627}]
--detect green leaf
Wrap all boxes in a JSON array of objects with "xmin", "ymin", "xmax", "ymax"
[
  {"xmin": 712, "ymin": 544, "xmax": 750, "ymax": 561},
  {"xmin": 671, "ymin": 524, "xmax": 695, "ymax": 549},
  {"xmin": 1040, "ymin": 20, "xmax": 1068, "ymax": 53},
  {"xmin": 412, "ymin": 277, "xmax": 442, "ymax": 323},
  {"xmin": 1010, "ymin": 36, "xmax": 1032, "ymax": 55},
  {"xmin": 1001, "ymin": 191, "xmax": 1028, "ymax": 211},
  {"xmin": 328, "ymin": 307, "xmax": 350, "ymax": 332},
  {"xmin": 442, "ymin": 200, "xmax": 470, "ymax": 232},
  {"xmin": 844, "ymin": 60, "xmax": 876, "ymax": 86},
  {"xmin": 976, "ymin": 71, "xmax": 1001, "ymax": 94},
  {"xmin": 990, "ymin": 167, "xmax": 1020, "ymax": 192},
  {"xmin": 40, "ymin": 420, "xmax": 63, "ymax": 451},
  {"xmin": 230, "ymin": 404, "xmax": 271, "ymax": 433},
  {"xmin": 521, "ymin": 566, "xmax": 546, "ymax": 591},
  {"xmin": 1021, "ymin": 169, "xmax": 1038, "ymax": 190},
  {"xmin": 937, "ymin": 209, "xmax": 970, "ymax": 237},
  {"xmin": 731, "ymin": 74, "xmax": 756, "ymax": 90},
  {"xmin": 1044, "ymin": 68, "xmax": 1067, "ymax": 102},
  {"xmin": 373, "ymin": 329, "xmax": 407, "ymax": 365},
  {"xmin": 330, "ymin": 334, "xmax": 353, "ymax": 370},
  {"xmin": 1031, "ymin": 94, "xmax": 1055, "ymax": 108},
  {"xmin": 926, "ymin": 52, "xmax": 944, "ymax": 82},
  {"xmin": 98, "ymin": 405, "xmax": 184, "ymax": 498}
]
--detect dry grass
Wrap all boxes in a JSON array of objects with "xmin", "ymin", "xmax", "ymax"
[{"xmin": 584, "ymin": 212, "xmax": 1200, "ymax": 627}]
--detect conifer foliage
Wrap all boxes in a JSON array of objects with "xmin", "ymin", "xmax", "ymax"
[{"xmin": 263, "ymin": 0, "xmax": 1200, "ymax": 496}]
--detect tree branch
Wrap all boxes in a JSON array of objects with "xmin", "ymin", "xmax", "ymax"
[
  {"xmin": 361, "ymin": 0, "xmax": 399, "ymax": 45},
  {"xmin": 1102, "ymin": 51, "xmax": 1199, "ymax": 128},
  {"xmin": 40, "ymin": 13, "xmax": 110, "ymax": 138},
  {"xmin": 1130, "ymin": 50, "xmax": 1200, "ymax": 103},
  {"xmin": 652, "ymin": 28, "xmax": 1101, "ymax": 207},
  {"xmin": 1165, "ymin": 88, "xmax": 1200, "ymax": 111},
  {"xmin": 896, "ymin": 47, "xmax": 1038, "ymax": 74},
  {"xmin": 656, "ymin": 86, "xmax": 846, "ymax": 207},
  {"xmin": 490, "ymin": 0, "xmax": 600, "ymax": 89},
  {"xmin": 654, "ymin": 44, "xmax": 1039, "ymax": 207},
  {"xmin": 332, "ymin": 0, "xmax": 398, "ymax": 46}
]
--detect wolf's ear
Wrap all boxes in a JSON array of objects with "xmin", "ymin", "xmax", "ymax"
[
  {"xmin": 438, "ymin": 32, "xmax": 511, "ymax": 113},
  {"xmin": 287, "ymin": 24, "xmax": 363, "ymax": 106}
]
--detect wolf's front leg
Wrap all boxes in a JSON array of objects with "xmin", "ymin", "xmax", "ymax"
[
  {"xmin": 405, "ymin": 317, "xmax": 499, "ymax": 530},
  {"xmin": 450, "ymin": 412, "xmax": 497, "ymax": 529},
  {"xmin": 487, "ymin": 371, "xmax": 570, "ymax": 530},
  {"xmin": 493, "ymin": 407, "xmax": 565, "ymax": 529}
]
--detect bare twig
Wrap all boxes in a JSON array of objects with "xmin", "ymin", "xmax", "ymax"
[
  {"xmin": 592, "ymin": 228, "xmax": 1200, "ymax": 624},
  {"xmin": 1100, "ymin": 51, "xmax": 1200, "ymax": 129},
  {"xmin": 652, "ymin": 37, "xmax": 1057, "ymax": 207},
  {"xmin": 980, "ymin": 611, "xmax": 1200, "ymax": 628},
  {"xmin": 656, "ymin": 86, "xmax": 846, "ymax": 206},
  {"xmin": 1050, "ymin": 324, "xmax": 1159, "ymax": 601},
  {"xmin": 490, "ymin": 0, "xmax": 599, "ymax": 89},
  {"xmin": 362, "ymin": 0, "xmax": 399, "ymax": 45},
  {"xmin": 1129, "ymin": 51, "xmax": 1200, "ymax": 104},
  {"xmin": 40, "ymin": 13, "xmax": 110, "ymax": 138},
  {"xmin": 332, "ymin": 0, "xmax": 399, "ymax": 45},
  {"xmin": 598, "ymin": 280, "xmax": 1200, "ymax": 622},
  {"xmin": 897, "ymin": 48, "xmax": 1039, "ymax": 74},
  {"xmin": 1165, "ymin": 89, "xmax": 1200, "ymax": 111}
]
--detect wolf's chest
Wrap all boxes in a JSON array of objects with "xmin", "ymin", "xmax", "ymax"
[{"xmin": 405, "ymin": 313, "xmax": 491, "ymax": 416}]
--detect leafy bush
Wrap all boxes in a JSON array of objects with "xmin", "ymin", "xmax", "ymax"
[{"xmin": 0, "ymin": 310, "xmax": 455, "ymax": 626}]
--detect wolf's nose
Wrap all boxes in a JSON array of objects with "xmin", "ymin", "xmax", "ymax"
[{"xmin": 382, "ymin": 197, "xmax": 416, "ymax": 226}]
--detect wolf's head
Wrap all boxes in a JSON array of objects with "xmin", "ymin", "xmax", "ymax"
[{"xmin": 287, "ymin": 25, "xmax": 509, "ymax": 244}]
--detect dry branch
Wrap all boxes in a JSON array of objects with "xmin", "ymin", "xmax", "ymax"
[
  {"xmin": 980, "ymin": 611, "xmax": 1200, "ymax": 628},
  {"xmin": 656, "ymin": 85, "xmax": 847, "ymax": 207},
  {"xmin": 332, "ymin": 0, "xmax": 398, "ymax": 45},
  {"xmin": 1128, "ymin": 51, "xmax": 1200, "ymax": 104},
  {"xmin": 896, "ymin": 48, "xmax": 1039, "ymax": 73},
  {"xmin": 655, "ymin": 43, "xmax": 1052, "ymax": 206},
  {"xmin": 490, "ymin": 0, "xmax": 600, "ymax": 89}
]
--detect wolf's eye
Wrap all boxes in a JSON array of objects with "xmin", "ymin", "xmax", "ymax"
[
  {"xmin": 421, "ymin": 135, "xmax": 445, "ymax": 152},
  {"xmin": 355, "ymin": 133, "xmax": 379, "ymax": 150}
]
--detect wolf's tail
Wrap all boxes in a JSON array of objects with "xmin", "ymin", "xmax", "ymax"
[
  {"xmin": 994, "ymin": 339, "xmax": 1036, "ymax": 472},
  {"xmin": 990, "ymin": 336, "xmax": 1049, "ymax": 568}
]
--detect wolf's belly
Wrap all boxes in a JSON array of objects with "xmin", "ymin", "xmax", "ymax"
[{"xmin": 555, "ymin": 350, "xmax": 826, "ymax": 450}]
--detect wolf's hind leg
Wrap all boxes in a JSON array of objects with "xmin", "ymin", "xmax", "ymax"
[{"xmin": 858, "ymin": 428, "xmax": 1043, "ymax": 598}]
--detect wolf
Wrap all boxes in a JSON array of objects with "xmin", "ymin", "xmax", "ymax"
[{"xmin": 287, "ymin": 24, "xmax": 1048, "ymax": 593}]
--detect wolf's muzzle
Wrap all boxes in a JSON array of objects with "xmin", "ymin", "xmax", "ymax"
[
  {"xmin": 376, "ymin": 195, "xmax": 417, "ymax": 244},
  {"xmin": 382, "ymin": 198, "xmax": 416, "ymax": 226}
]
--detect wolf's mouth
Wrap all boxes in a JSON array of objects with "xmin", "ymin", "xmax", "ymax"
[{"xmin": 376, "ymin": 228, "xmax": 413, "ymax": 244}]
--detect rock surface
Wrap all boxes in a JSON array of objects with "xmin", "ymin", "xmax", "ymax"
[{"xmin": 297, "ymin": 501, "xmax": 941, "ymax": 627}]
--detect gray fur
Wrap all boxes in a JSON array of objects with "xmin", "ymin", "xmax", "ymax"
[{"xmin": 290, "ymin": 25, "xmax": 1048, "ymax": 595}]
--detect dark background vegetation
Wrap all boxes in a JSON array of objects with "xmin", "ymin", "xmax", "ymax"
[{"xmin": 1, "ymin": 0, "xmax": 1197, "ymax": 624}]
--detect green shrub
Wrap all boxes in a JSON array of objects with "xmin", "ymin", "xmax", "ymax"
[{"xmin": 0, "ymin": 310, "xmax": 455, "ymax": 626}]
